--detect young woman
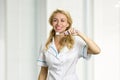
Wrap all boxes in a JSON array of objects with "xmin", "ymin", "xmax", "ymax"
[{"xmin": 37, "ymin": 9, "xmax": 101, "ymax": 80}]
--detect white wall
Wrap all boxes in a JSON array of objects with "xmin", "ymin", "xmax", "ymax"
[
  {"xmin": 0, "ymin": 0, "xmax": 38, "ymax": 80},
  {"xmin": 6, "ymin": 0, "xmax": 38, "ymax": 79},
  {"xmin": 94, "ymin": 0, "xmax": 120, "ymax": 80},
  {"xmin": 0, "ymin": 0, "xmax": 6, "ymax": 80}
]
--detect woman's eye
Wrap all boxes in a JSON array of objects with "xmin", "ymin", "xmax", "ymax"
[
  {"xmin": 53, "ymin": 19, "xmax": 57, "ymax": 22},
  {"xmin": 61, "ymin": 20, "xmax": 65, "ymax": 22}
]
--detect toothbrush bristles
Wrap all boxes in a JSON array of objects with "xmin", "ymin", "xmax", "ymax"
[{"xmin": 56, "ymin": 32, "xmax": 60, "ymax": 35}]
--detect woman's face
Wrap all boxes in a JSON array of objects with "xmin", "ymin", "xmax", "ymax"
[{"xmin": 52, "ymin": 13, "xmax": 69, "ymax": 33}]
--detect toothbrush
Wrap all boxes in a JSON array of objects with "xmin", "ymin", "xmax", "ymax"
[
  {"xmin": 55, "ymin": 32, "xmax": 60, "ymax": 35},
  {"xmin": 55, "ymin": 31, "xmax": 70, "ymax": 35}
]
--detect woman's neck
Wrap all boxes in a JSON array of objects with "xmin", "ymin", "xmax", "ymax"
[{"xmin": 54, "ymin": 35, "xmax": 64, "ymax": 41}]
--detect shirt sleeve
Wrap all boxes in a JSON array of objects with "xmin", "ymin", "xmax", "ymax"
[
  {"xmin": 75, "ymin": 36, "xmax": 91, "ymax": 60},
  {"xmin": 37, "ymin": 45, "xmax": 48, "ymax": 67},
  {"xmin": 80, "ymin": 44, "xmax": 91, "ymax": 60}
]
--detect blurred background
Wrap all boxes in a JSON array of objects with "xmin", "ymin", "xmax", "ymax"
[{"xmin": 0, "ymin": 0, "xmax": 120, "ymax": 80}]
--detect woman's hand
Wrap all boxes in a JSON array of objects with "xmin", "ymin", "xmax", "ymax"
[{"xmin": 66, "ymin": 28, "xmax": 101, "ymax": 54}]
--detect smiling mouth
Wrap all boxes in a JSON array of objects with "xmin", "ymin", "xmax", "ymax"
[{"xmin": 56, "ymin": 27, "xmax": 62, "ymax": 30}]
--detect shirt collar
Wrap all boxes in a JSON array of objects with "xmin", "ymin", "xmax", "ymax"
[{"xmin": 47, "ymin": 38, "xmax": 69, "ymax": 56}]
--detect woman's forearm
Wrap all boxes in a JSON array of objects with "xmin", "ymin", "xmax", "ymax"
[
  {"xmin": 77, "ymin": 31, "xmax": 101, "ymax": 54},
  {"xmin": 38, "ymin": 67, "xmax": 48, "ymax": 80}
]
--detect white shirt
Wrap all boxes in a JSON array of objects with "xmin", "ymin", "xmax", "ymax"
[{"xmin": 37, "ymin": 36, "xmax": 91, "ymax": 80}]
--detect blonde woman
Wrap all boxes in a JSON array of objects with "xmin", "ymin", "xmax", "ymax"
[{"xmin": 37, "ymin": 9, "xmax": 101, "ymax": 80}]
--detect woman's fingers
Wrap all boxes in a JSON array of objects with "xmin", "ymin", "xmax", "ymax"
[{"xmin": 65, "ymin": 28, "xmax": 79, "ymax": 36}]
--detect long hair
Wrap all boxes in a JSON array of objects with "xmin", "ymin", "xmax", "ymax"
[{"xmin": 45, "ymin": 9, "xmax": 74, "ymax": 50}]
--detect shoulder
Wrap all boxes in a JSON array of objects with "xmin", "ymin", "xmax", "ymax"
[{"xmin": 73, "ymin": 36, "xmax": 86, "ymax": 44}]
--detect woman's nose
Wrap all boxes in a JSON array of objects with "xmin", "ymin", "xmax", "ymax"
[{"xmin": 57, "ymin": 21, "xmax": 61, "ymax": 25}]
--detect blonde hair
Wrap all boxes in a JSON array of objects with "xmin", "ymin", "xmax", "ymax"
[{"xmin": 45, "ymin": 9, "xmax": 74, "ymax": 50}]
